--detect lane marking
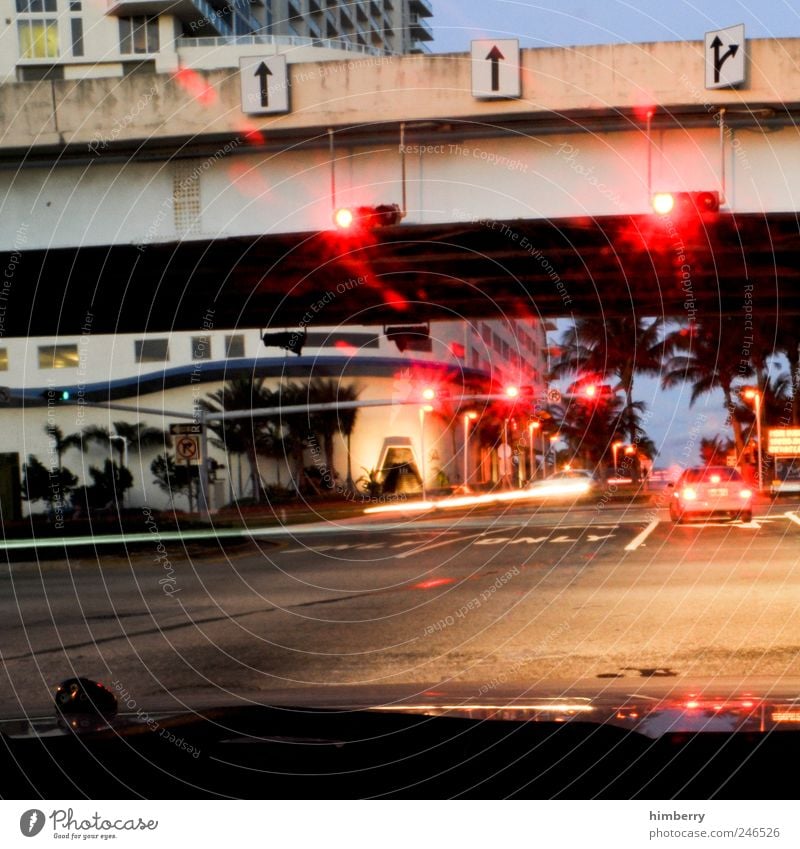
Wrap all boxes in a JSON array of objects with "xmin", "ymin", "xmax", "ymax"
[
  {"xmin": 624, "ymin": 520, "xmax": 659, "ymax": 551},
  {"xmin": 394, "ymin": 531, "xmax": 489, "ymax": 560},
  {"xmin": 785, "ymin": 511, "xmax": 800, "ymax": 528}
]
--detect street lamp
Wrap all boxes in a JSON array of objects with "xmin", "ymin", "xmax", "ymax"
[
  {"xmin": 549, "ymin": 434, "xmax": 559, "ymax": 475},
  {"xmin": 743, "ymin": 387, "xmax": 763, "ymax": 491},
  {"xmin": 463, "ymin": 411, "xmax": 478, "ymax": 490},
  {"xmin": 528, "ymin": 419, "xmax": 540, "ymax": 482},
  {"xmin": 419, "ymin": 402, "xmax": 434, "ymax": 500},
  {"xmin": 612, "ymin": 440, "xmax": 623, "ymax": 476}
]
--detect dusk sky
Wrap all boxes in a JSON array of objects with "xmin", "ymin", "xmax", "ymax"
[{"xmin": 424, "ymin": 1, "xmax": 797, "ymax": 467}]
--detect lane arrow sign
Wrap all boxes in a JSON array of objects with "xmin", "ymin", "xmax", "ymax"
[
  {"xmin": 254, "ymin": 61, "xmax": 272, "ymax": 107},
  {"xmin": 710, "ymin": 35, "xmax": 739, "ymax": 84},
  {"xmin": 486, "ymin": 45, "xmax": 505, "ymax": 92}
]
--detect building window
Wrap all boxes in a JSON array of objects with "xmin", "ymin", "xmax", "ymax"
[
  {"xmin": 225, "ymin": 334, "xmax": 245, "ymax": 358},
  {"xmin": 39, "ymin": 344, "xmax": 79, "ymax": 369},
  {"xmin": 119, "ymin": 16, "xmax": 159, "ymax": 54},
  {"xmin": 17, "ymin": 18, "xmax": 58, "ymax": 58},
  {"xmin": 304, "ymin": 332, "xmax": 379, "ymax": 349},
  {"xmin": 68, "ymin": 0, "xmax": 81, "ymax": 8},
  {"xmin": 0, "ymin": 349, "xmax": 7, "ymax": 371},
  {"xmin": 134, "ymin": 338, "xmax": 169, "ymax": 363},
  {"xmin": 191, "ymin": 336, "xmax": 211, "ymax": 360},
  {"xmin": 16, "ymin": 0, "xmax": 56, "ymax": 12},
  {"xmin": 70, "ymin": 18, "xmax": 83, "ymax": 56}
]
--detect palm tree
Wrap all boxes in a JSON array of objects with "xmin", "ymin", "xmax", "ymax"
[
  {"xmin": 305, "ymin": 378, "xmax": 362, "ymax": 490},
  {"xmin": 43, "ymin": 423, "xmax": 81, "ymax": 471},
  {"xmin": 110, "ymin": 421, "xmax": 170, "ymax": 463},
  {"xmin": 661, "ymin": 318, "xmax": 754, "ymax": 458},
  {"xmin": 550, "ymin": 316, "xmax": 664, "ymax": 444},
  {"xmin": 201, "ymin": 376, "xmax": 274, "ymax": 502}
]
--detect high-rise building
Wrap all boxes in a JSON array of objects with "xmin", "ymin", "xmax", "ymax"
[{"xmin": 0, "ymin": 0, "xmax": 433, "ymax": 84}]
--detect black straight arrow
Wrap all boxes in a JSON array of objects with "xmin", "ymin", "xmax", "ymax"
[
  {"xmin": 254, "ymin": 61, "xmax": 272, "ymax": 107},
  {"xmin": 710, "ymin": 35, "xmax": 739, "ymax": 84},
  {"xmin": 486, "ymin": 45, "xmax": 505, "ymax": 92}
]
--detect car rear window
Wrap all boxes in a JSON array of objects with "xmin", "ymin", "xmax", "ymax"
[{"xmin": 683, "ymin": 467, "xmax": 743, "ymax": 483}]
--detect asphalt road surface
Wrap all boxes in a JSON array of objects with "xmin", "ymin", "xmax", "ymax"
[{"xmin": 3, "ymin": 501, "xmax": 800, "ymax": 717}]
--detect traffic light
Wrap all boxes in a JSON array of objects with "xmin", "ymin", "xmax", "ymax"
[
  {"xmin": 262, "ymin": 329, "xmax": 306, "ymax": 356},
  {"xmin": 504, "ymin": 385, "xmax": 534, "ymax": 399},
  {"xmin": 333, "ymin": 203, "xmax": 403, "ymax": 231},
  {"xmin": 385, "ymin": 324, "xmax": 431, "ymax": 352},
  {"xmin": 40, "ymin": 387, "xmax": 72, "ymax": 402},
  {"xmin": 651, "ymin": 191, "xmax": 720, "ymax": 216}
]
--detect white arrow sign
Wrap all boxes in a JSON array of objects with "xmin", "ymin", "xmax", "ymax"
[
  {"xmin": 240, "ymin": 55, "xmax": 289, "ymax": 115},
  {"xmin": 471, "ymin": 39, "xmax": 521, "ymax": 99},
  {"xmin": 705, "ymin": 24, "xmax": 745, "ymax": 89}
]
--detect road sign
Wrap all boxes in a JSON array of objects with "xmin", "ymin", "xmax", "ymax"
[
  {"xmin": 176, "ymin": 435, "xmax": 200, "ymax": 462},
  {"xmin": 546, "ymin": 388, "xmax": 562, "ymax": 404},
  {"xmin": 471, "ymin": 39, "xmax": 521, "ymax": 99},
  {"xmin": 170, "ymin": 423, "xmax": 203, "ymax": 436},
  {"xmin": 705, "ymin": 24, "xmax": 745, "ymax": 89},
  {"xmin": 240, "ymin": 55, "xmax": 289, "ymax": 115},
  {"xmin": 767, "ymin": 427, "xmax": 800, "ymax": 457}
]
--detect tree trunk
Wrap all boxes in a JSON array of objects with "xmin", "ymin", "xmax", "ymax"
[
  {"xmin": 245, "ymin": 445, "xmax": 261, "ymax": 502},
  {"xmin": 724, "ymin": 386, "xmax": 746, "ymax": 458},
  {"xmin": 346, "ymin": 432, "xmax": 354, "ymax": 491},
  {"xmin": 323, "ymin": 429, "xmax": 336, "ymax": 489}
]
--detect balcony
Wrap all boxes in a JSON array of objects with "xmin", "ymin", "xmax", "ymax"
[
  {"xmin": 409, "ymin": 0, "xmax": 432, "ymax": 16},
  {"xmin": 106, "ymin": 0, "xmax": 263, "ymax": 37},
  {"xmin": 408, "ymin": 13, "xmax": 433, "ymax": 41}
]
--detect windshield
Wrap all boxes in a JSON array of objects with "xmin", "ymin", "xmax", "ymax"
[{"xmin": 2, "ymin": 0, "xmax": 800, "ymax": 810}]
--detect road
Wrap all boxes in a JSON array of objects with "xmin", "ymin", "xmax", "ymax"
[{"xmin": 3, "ymin": 501, "xmax": 800, "ymax": 717}]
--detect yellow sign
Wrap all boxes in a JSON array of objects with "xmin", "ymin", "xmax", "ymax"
[{"xmin": 767, "ymin": 428, "xmax": 800, "ymax": 456}]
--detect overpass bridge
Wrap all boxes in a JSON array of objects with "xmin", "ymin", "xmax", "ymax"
[{"xmin": 2, "ymin": 37, "xmax": 800, "ymax": 335}]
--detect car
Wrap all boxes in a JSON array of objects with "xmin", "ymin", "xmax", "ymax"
[
  {"xmin": 668, "ymin": 465, "xmax": 753, "ymax": 523},
  {"xmin": 527, "ymin": 469, "xmax": 598, "ymax": 499},
  {"xmin": 770, "ymin": 461, "xmax": 800, "ymax": 496}
]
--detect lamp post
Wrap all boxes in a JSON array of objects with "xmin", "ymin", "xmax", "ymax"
[
  {"xmin": 420, "ymin": 388, "xmax": 435, "ymax": 501},
  {"xmin": 463, "ymin": 411, "xmax": 478, "ymax": 490},
  {"xmin": 528, "ymin": 419, "xmax": 540, "ymax": 481},
  {"xmin": 743, "ymin": 387, "xmax": 763, "ymax": 491},
  {"xmin": 612, "ymin": 440, "xmax": 623, "ymax": 476}
]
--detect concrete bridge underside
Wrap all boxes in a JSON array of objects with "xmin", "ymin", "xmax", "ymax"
[{"xmin": 3, "ymin": 210, "xmax": 799, "ymax": 337}]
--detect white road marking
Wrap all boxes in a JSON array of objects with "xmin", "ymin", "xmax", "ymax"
[
  {"xmin": 394, "ymin": 531, "xmax": 489, "ymax": 560},
  {"xmin": 785, "ymin": 511, "xmax": 800, "ymax": 528},
  {"xmin": 624, "ymin": 520, "xmax": 659, "ymax": 551}
]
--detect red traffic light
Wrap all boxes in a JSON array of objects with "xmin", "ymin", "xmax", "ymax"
[
  {"xmin": 651, "ymin": 191, "xmax": 720, "ymax": 216},
  {"xmin": 333, "ymin": 203, "xmax": 403, "ymax": 230}
]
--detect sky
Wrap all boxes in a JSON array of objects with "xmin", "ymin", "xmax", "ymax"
[
  {"xmin": 423, "ymin": 1, "xmax": 798, "ymax": 467},
  {"xmin": 430, "ymin": 1, "xmax": 800, "ymax": 53}
]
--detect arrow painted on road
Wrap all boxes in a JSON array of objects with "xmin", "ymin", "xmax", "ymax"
[
  {"xmin": 486, "ymin": 45, "xmax": 505, "ymax": 92},
  {"xmin": 710, "ymin": 35, "xmax": 739, "ymax": 84},
  {"xmin": 254, "ymin": 61, "xmax": 272, "ymax": 107}
]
